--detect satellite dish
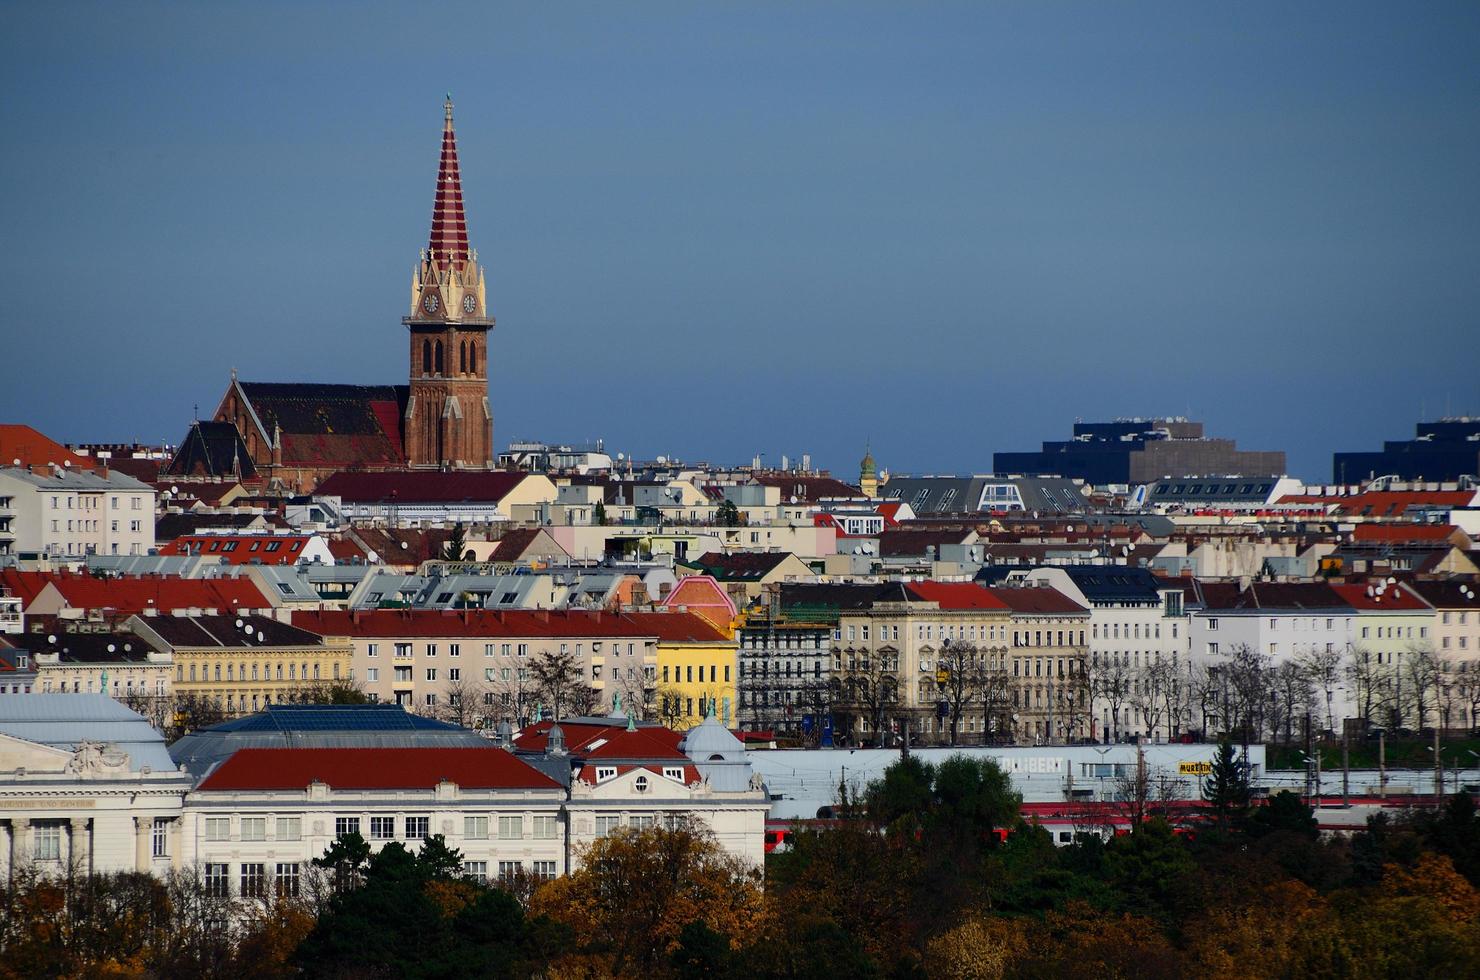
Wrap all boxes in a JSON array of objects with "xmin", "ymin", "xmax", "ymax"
[
  {"xmin": 235, "ymin": 619, "xmax": 244, "ymax": 628},
  {"xmin": 47, "ymin": 634, "xmax": 56, "ymax": 644},
  {"xmin": 107, "ymin": 644, "xmax": 115, "ymax": 653}
]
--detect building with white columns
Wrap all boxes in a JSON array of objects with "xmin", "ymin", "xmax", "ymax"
[{"xmin": 0, "ymin": 695, "xmax": 192, "ymax": 877}]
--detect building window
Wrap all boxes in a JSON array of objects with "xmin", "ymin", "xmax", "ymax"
[
  {"xmin": 595, "ymin": 815, "xmax": 621, "ymax": 836},
  {"xmin": 425, "ymin": 693, "xmax": 437, "ymax": 707},
  {"xmin": 240, "ymin": 817, "xmax": 266, "ymax": 842},
  {"xmin": 204, "ymin": 863, "xmax": 230, "ymax": 897},
  {"xmin": 498, "ymin": 816, "xmax": 523, "ymax": 840},
  {"xmin": 33, "ymin": 823, "xmax": 61, "ymax": 861},
  {"xmin": 276, "ymin": 816, "xmax": 301, "ymax": 841},
  {"xmin": 240, "ymin": 863, "xmax": 267, "ymax": 898},
  {"xmin": 531, "ymin": 860, "xmax": 556, "ymax": 881},
  {"xmin": 367, "ymin": 643, "xmax": 378, "ymax": 658},
  {"xmin": 533, "ymin": 815, "xmax": 558, "ymax": 840},
  {"xmin": 497, "ymin": 861, "xmax": 522, "ymax": 883},
  {"xmin": 368, "ymin": 816, "xmax": 395, "ymax": 840},
  {"xmin": 463, "ymin": 861, "xmax": 488, "ymax": 884},
  {"xmin": 270, "ymin": 862, "xmax": 300, "ymax": 897},
  {"xmin": 335, "ymin": 817, "xmax": 361, "ymax": 838},
  {"xmin": 366, "ymin": 668, "xmax": 379, "ymax": 682},
  {"xmin": 405, "ymin": 816, "xmax": 430, "ymax": 840},
  {"xmin": 464, "ymin": 816, "xmax": 489, "ymax": 840},
  {"xmin": 205, "ymin": 817, "xmax": 230, "ymax": 841}
]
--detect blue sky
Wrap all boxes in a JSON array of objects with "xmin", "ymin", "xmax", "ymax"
[{"xmin": 2, "ymin": 2, "xmax": 1477, "ymax": 481}]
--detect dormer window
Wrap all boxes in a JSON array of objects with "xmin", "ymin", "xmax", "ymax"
[
  {"xmin": 663, "ymin": 766, "xmax": 685, "ymax": 781},
  {"xmin": 595, "ymin": 766, "xmax": 617, "ymax": 782}
]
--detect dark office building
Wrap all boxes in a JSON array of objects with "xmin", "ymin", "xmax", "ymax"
[
  {"xmin": 1332, "ymin": 418, "xmax": 1480, "ymax": 483},
  {"xmin": 993, "ymin": 418, "xmax": 1286, "ymax": 486}
]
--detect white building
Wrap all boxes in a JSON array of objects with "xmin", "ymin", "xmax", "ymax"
[
  {"xmin": 0, "ymin": 465, "xmax": 156, "ymax": 560},
  {"xmin": 0, "ymin": 695, "xmax": 192, "ymax": 877}
]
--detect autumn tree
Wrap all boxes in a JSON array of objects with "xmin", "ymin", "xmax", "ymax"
[
  {"xmin": 530, "ymin": 823, "xmax": 763, "ymax": 977},
  {"xmin": 936, "ymin": 639, "xmax": 984, "ymax": 745}
]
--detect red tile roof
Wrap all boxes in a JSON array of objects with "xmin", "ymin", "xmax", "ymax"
[
  {"xmin": 197, "ymin": 747, "xmax": 562, "ymax": 791},
  {"xmin": 0, "ymin": 424, "xmax": 95, "ymax": 471},
  {"xmin": 1276, "ymin": 490, "xmax": 1478, "ymax": 516},
  {"xmin": 1329, "ymin": 582, "xmax": 1431, "ymax": 611},
  {"xmin": 37, "ymin": 574, "xmax": 269, "ymax": 614},
  {"xmin": 315, "ymin": 470, "xmax": 531, "ymax": 504},
  {"xmin": 905, "ymin": 581, "xmax": 1010, "ymax": 611},
  {"xmin": 516, "ymin": 719, "xmax": 687, "ymax": 758},
  {"xmin": 158, "ymin": 534, "xmax": 311, "ymax": 565},
  {"xmin": 982, "ymin": 586, "xmax": 1088, "ymax": 615},
  {"xmin": 291, "ymin": 608, "xmax": 730, "ymax": 642}
]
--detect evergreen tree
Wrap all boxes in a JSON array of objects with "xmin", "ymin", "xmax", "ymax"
[
  {"xmin": 1202, "ymin": 738, "xmax": 1251, "ymax": 832},
  {"xmin": 593, "ymin": 501, "xmax": 608, "ymax": 526},
  {"xmin": 440, "ymin": 522, "xmax": 468, "ymax": 561}
]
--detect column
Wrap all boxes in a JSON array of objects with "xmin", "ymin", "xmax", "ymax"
[
  {"xmin": 169, "ymin": 818, "xmax": 183, "ymax": 870},
  {"xmin": 133, "ymin": 816, "xmax": 151, "ymax": 872},
  {"xmin": 69, "ymin": 818, "xmax": 90, "ymax": 876},
  {"xmin": 0, "ymin": 820, "xmax": 11, "ymax": 879},
  {"xmin": 12, "ymin": 818, "xmax": 30, "ymax": 872}
]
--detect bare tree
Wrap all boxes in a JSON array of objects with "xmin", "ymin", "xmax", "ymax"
[
  {"xmin": 833, "ymin": 647, "xmax": 899, "ymax": 747},
  {"xmin": 615, "ymin": 663, "xmax": 655, "ymax": 721},
  {"xmin": 1402, "ymin": 644, "xmax": 1442, "ymax": 731},
  {"xmin": 1127, "ymin": 659, "xmax": 1174, "ymax": 742},
  {"xmin": 1450, "ymin": 660, "xmax": 1480, "ymax": 731},
  {"xmin": 1091, "ymin": 652, "xmax": 1133, "ymax": 742},
  {"xmin": 1298, "ymin": 645, "xmax": 1346, "ymax": 734},
  {"xmin": 1110, "ymin": 746, "xmax": 1190, "ymax": 832},
  {"xmin": 936, "ymin": 640, "xmax": 983, "ymax": 745},
  {"xmin": 1270, "ymin": 660, "xmax": 1313, "ymax": 746},
  {"xmin": 530, "ymin": 649, "xmax": 584, "ymax": 719},
  {"xmin": 486, "ymin": 664, "xmax": 537, "ymax": 726},
  {"xmin": 1185, "ymin": 662, "xmax": 1220, "ymax": 739},
  {"xmin": 976, "ymin": 648, "xmax": 1013, "ymax": 743},
  {"xmin": 437, "ymin": 672, "xmax": 488, "ymax": 729},
  {"xmin": 1346, "ymin": 644, "xmax": 1383, "ymax": 728},
  {"xmin": 1222, "ymin": 644, "xmax": 1272, "ymax": 745}
]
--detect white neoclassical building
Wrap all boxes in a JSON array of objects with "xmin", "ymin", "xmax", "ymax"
[{"xmin": 0, "ymin": 695, "xmax": 192, "ymax": 877}]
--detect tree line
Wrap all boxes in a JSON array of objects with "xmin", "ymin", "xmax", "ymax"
[{"xmin": 6, "ymin": 753, "xmax": 1478, "ymax": 978}]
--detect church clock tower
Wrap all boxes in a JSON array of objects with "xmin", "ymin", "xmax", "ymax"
[{"xmin": 403, "ymin": 96, "xmax": 494, "ymax": 469}]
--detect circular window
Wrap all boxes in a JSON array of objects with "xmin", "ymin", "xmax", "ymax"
[{"xmin": 634, "ymin": 775, "xmax": 649, "ymax": 793}]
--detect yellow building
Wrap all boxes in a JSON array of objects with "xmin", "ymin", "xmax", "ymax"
[
  {"xmin": 130, "ymin": 613, "xmax": 353, "ymax": 718},
  {"xmin": 636, "ymin": 611, "xmax": 739, "ymax": 730}
]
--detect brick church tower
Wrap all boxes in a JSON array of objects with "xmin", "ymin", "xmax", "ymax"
[{"xmin": 403, "ymin": 97, "xmax": 494, "ymax": 469}]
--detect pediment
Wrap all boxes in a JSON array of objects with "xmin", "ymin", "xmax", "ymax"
[{"xmin": 0, "ymin": 732, "xmax": 73, "ymax": 774}]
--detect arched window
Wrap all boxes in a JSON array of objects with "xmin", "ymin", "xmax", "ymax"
[
  {"xmin": 214, "ymin": 664, "xmax": 221, "ymax": 682},
  {"xmin": 313, "ymin": 662, "xmax": 320, "ymax": 680},
  {"xmin": 469, "ymin": 342, "xmax": 477, "ymax": 374},
  {"xmin": 276, "ymin": 663, "xmax": 283, "ymax": 680},
  {"xmin": 288, "ymin": 663, "xmax": 296, "ymax": 680},
  {"xmin": 422, "ymin": 339, "xmax": 432, "ymax": 375},
  {"xmin": 459, "ymin": 341, "xmax": 467, "ymax": 373},
  {"xmin": 434, "ymin": 342, "xmax": 443, "ymax": 375},
  {"xmin": 226, "ymin": 664, "xmax": 234, "ymax": 681},
  {"xmin": 251, "ymin": 663, "xmax": 259, "ymax": 681},
  {"xmin": 189, "ymin": 664, "xmax": 196, "ymax": 682}
]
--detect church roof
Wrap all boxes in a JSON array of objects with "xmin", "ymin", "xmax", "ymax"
[
  {"xmin": 164, "ymin": 421, "xmax": 256, "ymax": 479},
  {"xmin": 236, "ymin": 381, "xmax": 407, "ymax": 467},
  {"xmin": 429, "ymin": 97, "xmax": 470, "ymax": 269}
]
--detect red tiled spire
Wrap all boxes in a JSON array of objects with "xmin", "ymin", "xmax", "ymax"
[{"xmin": 428, "ymin": 95, "xmax": 470, "ymax": 270}]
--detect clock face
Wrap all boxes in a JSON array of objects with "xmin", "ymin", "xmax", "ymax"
[
  {"xmin": 422, "ymin": 293, "xmax": 440, "ymax": 314},
  {"xmin": 462, "ymin": 294, "xmax": 477, "ymax": 314}
]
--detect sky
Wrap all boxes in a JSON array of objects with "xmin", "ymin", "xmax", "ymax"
[{"xmin": 2, "ymin": 2, "xmax": 1478, "ymax": 482}]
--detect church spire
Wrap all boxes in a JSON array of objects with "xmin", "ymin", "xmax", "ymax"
[{"xmin": 428, "ymin": 94, "xmax": 470, "ymax": 270}]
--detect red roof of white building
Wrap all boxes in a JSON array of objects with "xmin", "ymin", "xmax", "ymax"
[
  {"xmin": 904, "ymin": 581, "xmax": 1010, "ymax": 611},
  {"xmin": 291, "ymin": 608, "xmax": 730, "ymax": 642},
  {"xmin": 197, "ymin": 747, "xmax": 562, "ymax": 791}
]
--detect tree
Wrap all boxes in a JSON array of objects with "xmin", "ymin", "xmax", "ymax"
[
  {"xmin": 833, "ymin": 646, "xmax": 900, "ymax": 747},
  {"xmin": 716, "ymin": 499, "xmax": 744, "ymax": 527},
  {"xmin": 530, "ymin": 649, "xmax": 584, "ymax": 719},
  {"xmin": 1402, "ymin": 644, "xmax": 1442, "ymax": 731},
  {"xmin": 439, "ymin": 522, "xmax": 468, "ymax": 561},
  {"xmin": 1249, "ymin": 790, "xmax": 1318, "ymax": 840},
  {"xmin": 292, "ymin": 678, "xmax": 371, "ymax": 706},
  {"xmin": 937, "ymin": 640, "xmax": 984, "ymax": 745},
  {"xmin": 438, "ymin": 672, "xmax": 488, "ymax": 729},
  {"xmin": 1202, "ymin": 739, "xmax": 1251, "ymax": 833},
  {"xmin": 530, "ymin": 824, "xmax": 763, "ymax": 978},
  {"xmin": 1298, "ymin": 645, "xmax": 1346, "ymax": 734},
  {"xmin": 593, "ymin": 500, "xmax": 608, "ymax": 526},
  {"xmin": 1091, "ymin": 652, "xmax": 1133, "ymax": 742}
]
